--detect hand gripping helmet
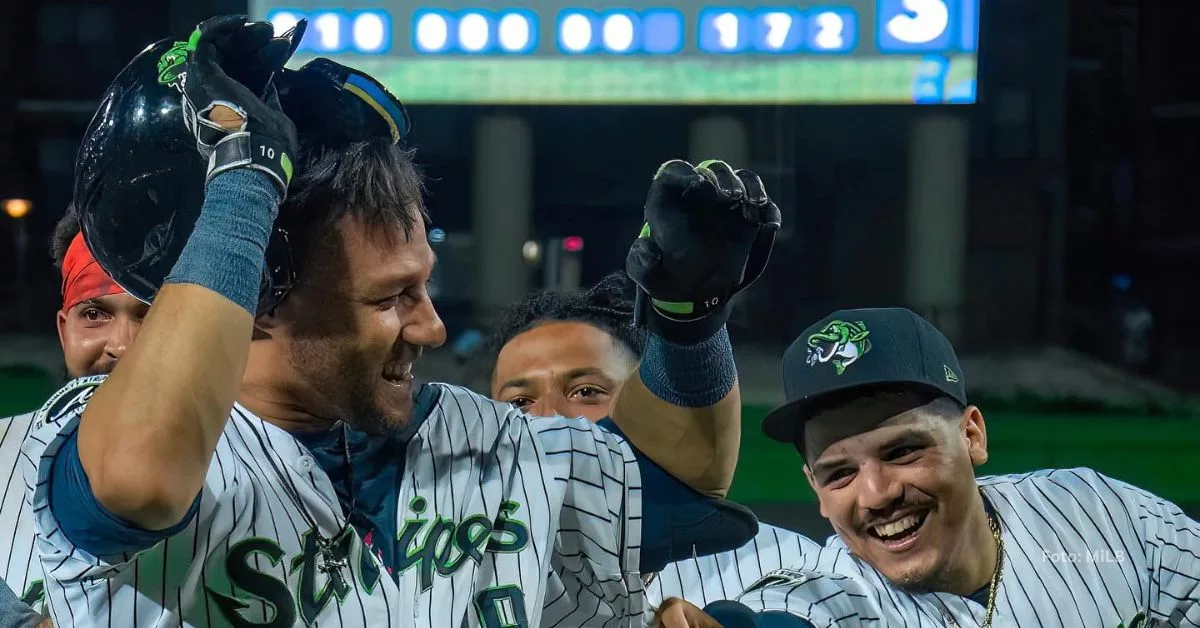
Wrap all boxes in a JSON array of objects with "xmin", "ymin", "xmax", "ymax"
[{"xmin": 73, "ymin": 18, "xmax": 411, "ymax": 314}]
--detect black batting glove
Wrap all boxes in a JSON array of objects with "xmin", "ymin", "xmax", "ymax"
[
  {"xmin": 176, "ymin": 15, "xmax": 302, "ymax": 199},
  {"xmin": 626, "ymin": 159, "xmax": 782, "ymax": 344}
]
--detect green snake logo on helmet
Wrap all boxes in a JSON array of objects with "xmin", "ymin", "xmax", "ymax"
[
  {"xmin": 156, "ymin": 40, "xmax": 191, "ymax": 87},
  {"xmin": 806, "ymin": 320, "xmax": 871, "ymax": 375},
  {"xmin": 157, "ymin": 29, "xmax": 200, "ymax": 88}
]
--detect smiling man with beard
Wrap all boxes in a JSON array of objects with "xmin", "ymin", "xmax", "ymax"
[{"xmin": 21, "ymin": 15, "xmax": 780, "ymax": 628}]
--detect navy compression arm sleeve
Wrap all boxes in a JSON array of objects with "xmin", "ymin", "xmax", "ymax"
[
  {"xmin": 163, "ymin": 168, "xmax": 280, "ymax": 314},
  {"xmin": 639, "ymin": 327, "xmax": 736, "ymax": 408},
  {"xmin": 51, "ymin": 432, "xmax": 200, "ymax": 556}
]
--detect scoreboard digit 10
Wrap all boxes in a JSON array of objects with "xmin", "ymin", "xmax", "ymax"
[{"xmin": 251, "ymin": 0, "xmax": 978, "ymax": 105}]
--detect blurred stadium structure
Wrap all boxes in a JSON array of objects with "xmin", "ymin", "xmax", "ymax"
[{"xmin": 1, "ymin": 0, "xmax": 1199, "ymax": 537}]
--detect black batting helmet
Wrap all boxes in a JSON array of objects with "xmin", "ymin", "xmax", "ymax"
[{"xmin": 73, "ymin": 18, "xmax": 411, "ymax": 314}]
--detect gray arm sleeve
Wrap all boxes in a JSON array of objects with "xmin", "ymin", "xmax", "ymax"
[{"xmin": 0, "ymin": 581, "xmax": 42, "ymax": 628}]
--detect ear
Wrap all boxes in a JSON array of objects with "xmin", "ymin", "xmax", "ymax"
[
  {"xmin": 253, "ymin": 305, "xmax": 287, "ymax": 339},
  {"xmin": 803, "ymin": 464, "xmax": 830, "ymax": 518},
  {"xmin": 56, "ymin": 310, "xmax": 68, "ymax": 347},
  {"xmin": 961, "ymin": 405, "xmax": 988, "ymax": 467}
]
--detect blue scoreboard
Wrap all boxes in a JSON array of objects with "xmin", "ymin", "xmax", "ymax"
[{"xmin": 251, "ymin": 0, "xmax": 979, "ymax": 104}]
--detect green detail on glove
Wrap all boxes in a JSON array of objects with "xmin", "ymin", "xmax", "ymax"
[
  {"xmin": 281, "ymin": 152, "xmax": 294, "ymax": 185},
  {"xmin": 639, "ymin": 222, "xmax": 651, "ymax": 238},
  {"xmin": 651, "ymin": 299, "xmax": 695, "ymax": 316},
  {"xmin": 187, "ymin": 27, "xmax": 202, "ymax": 51}
]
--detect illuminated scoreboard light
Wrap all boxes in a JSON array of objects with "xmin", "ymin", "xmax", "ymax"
[
  {"xmin": 411, "ymin": 9, "xmax": 539, "ymax": 54},
  {"xmin": 268, "ymin": 9, "xmax": 391, "ymax": 53},
  {"xmin": 256, "ymin": 0, "xmax": 979, "ymax": 104},
  {"xmin": 555, "ymin": 10, "xmax": 683, "ymax": 55},
  {"xmin": 878, "ymin": 0, "xmax": 962, "ymax": 52},
  {"xmin": 697, "ymin": 8, "xmax": 857, "ymax": 54}
]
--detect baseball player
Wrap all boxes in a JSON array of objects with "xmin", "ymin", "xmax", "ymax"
[
  {"xmin": 732, "ymin": 306, "xmax": 1200, "ymax": 627},
  {"xmin": 489, "ymin": 271, "xmax": 644, "ymax": 422},
  {"xmin": 24, "ymin": 16, "xmax": 781, "ymax": 628},
  {"xmin": 489, "ymin": 272, "xmax": 828, "ymax": 609},
  {"xmin": 0, "ymin": 207, "xmax": 147, "ymax": 620}
]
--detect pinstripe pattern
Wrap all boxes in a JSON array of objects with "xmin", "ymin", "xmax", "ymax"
[
  {"xmin": 801, "ymin": 468, "xmax": 1200, "ymax": 627},
  {"xmin": 646, "ymin": 524, "xmax": 822, "ymax": 608},
  {"xmin": 21, "ymin": 378, "xmax": 660, "ymax": 627},
  {"xmin": 21, "ymin": 375, "xmax": 401, "ymax": 627},
  {"xmin": 645, "ymin": 522, "xmax": 979, "ymax": 626},
  {"xmin": 654, "ymin": 468, "xmax": 1200, "ymax": 626},
  {"xmin": 404, "ymin": 384, "xmax": 647, "ymax": 627},
  {"xmin": 0, "ymin": 412, "xmax": 43, "ymax": 614}
]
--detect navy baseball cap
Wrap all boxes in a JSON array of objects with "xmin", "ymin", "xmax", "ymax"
[{"xmin": 762, "ymin": 307, "xmax": 968, "ymax": 447}]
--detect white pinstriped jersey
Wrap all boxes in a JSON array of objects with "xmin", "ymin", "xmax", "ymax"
[
  {"xmin": 405, "ymin": 384, "xmax": 646, "ymax": 627},
  {"xmin": 24, "ymin": 378, "xmax": 650, "ymax": 627},
  {"xmin": 643, "ymin": 521, "xmax": 977, "ymax": 626},
  {"xmin": 794, "ymin": 468, "xmax": 1200, "ymax": 627},
  {"xmin": 649, "ymin": 468, "xmax": 1199, "ymax": 627},
  {"xmin": 24, "ymin": 375, "xmax": 403, "ymax": 628},
  {"xmin": 646, "ymin": 523, "xmax": 821, "ymax": 607},
  {"xmin": 0, "ymin": 412, "xmax": 43, "ymax": 614}
]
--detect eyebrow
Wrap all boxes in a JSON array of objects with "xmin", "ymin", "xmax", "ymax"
[
  {"xmin": 497, "ymin": 367, "xmax": 610, "ymax": 393},
  {"xmin": 71, "ymin": 299, "xmax": 106, "ymax": 313},
  {"xmin": 810, "ymin": 428, "xmax": 929, "ymax": 476}
]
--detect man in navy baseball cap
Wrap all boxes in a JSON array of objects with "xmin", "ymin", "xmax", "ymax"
[
  {"xmin": 762, "ymin": 307, "xmax": 997, "ymax": 601},
  {"xmin": 762, "ymin": 306, "xmax": 968, "ymax": 455}
]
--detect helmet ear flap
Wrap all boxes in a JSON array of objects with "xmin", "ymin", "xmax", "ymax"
[{"xmin": 257, "ymin": 226, "xmax": 296, "ymax": 316}]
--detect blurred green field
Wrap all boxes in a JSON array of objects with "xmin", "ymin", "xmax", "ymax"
[
  {"xmin": 305, "ymin": 55, "xmax": 977, "ymax": 104},
  {"xmin": 0, "ymin": 366, "xmax": 58, "ymax": 418},
  {"xmin": 728, "ymin": 404, "xmax": 1200, "ymax": 506}
]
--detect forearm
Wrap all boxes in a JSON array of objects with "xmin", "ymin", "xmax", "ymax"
[
  {"xmin": 77, "ymin": 170, "xmax": 278, "ymax": 529},
  {"xmin": 610, "ymin": 327, "xmax": 739, "ymax": 498}
]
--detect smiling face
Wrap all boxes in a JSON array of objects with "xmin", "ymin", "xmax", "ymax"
[
  {"xmin": 271, "ymin": 213, "xmax": 446, "ymax": 434},
  {"xmin": 57, "ymin": 293, "xmax": 149, "ymax": 377},
  {"xmin": 803, "ymin": 397, "xmax": 989, "ymax": 592},
  {"xmin": 491, "ymin": 321, "xmax": 638, "ymax": 422}
]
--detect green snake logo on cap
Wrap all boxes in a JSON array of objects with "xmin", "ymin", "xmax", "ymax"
[{"xmin": 806, "ymin": 320, "xmax": 871, "ymax": 375}]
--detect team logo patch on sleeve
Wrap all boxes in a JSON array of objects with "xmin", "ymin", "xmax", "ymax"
[
  {"xmin": 35, "ymin": 375, "xmax": 106, "ymax": 427},
  {"xmin": 740, "ymin": 568, "xmax": 810, "ymax": 596}
]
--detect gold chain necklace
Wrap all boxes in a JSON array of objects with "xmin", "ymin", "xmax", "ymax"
[{"xmin": 943, "ymin": 511, "xmax": 1004, "ymax": 627}]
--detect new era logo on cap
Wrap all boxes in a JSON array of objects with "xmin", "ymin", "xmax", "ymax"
[{"xmin": 944, "ymin": 364, "xmax": 959, "ymax": 383}]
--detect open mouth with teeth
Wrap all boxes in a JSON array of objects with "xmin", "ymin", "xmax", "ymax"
[
  {"xmin": 867, "ymin": 510, "xmax": 929, "ymax": 550},
  {"xmin": 382, "ymin": 363, "xmax": 413, "ymax": 386}
]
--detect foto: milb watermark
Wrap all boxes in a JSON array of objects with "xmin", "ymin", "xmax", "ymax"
[{"xmin": 1041, "ymin": 549, "xmax": 1125, "ymax": 564}]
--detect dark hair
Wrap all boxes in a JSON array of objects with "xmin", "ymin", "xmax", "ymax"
[
  {"xmin": 279, "ymin": 138, "xmax": 428, "ymax": 277},
  {"xmin": 489, "ymin": 272, "xmax": 646, "ymax": 362},
  {"xmin": 50, "ymin": 203, "xmax": 81, "ymax": 269}
]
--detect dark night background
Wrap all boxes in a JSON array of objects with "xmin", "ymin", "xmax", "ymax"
[{"xmin": 0, "ymin": 0, "xmax": 1198, "ymax": 529}]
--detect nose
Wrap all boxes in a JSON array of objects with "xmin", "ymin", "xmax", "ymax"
[
  {"xmin": 403, "ymin": 294, "xmax": 447, "ymax": 349},
  {"xmin": 528, "ymin": 395, "xmax": 567, "ymax": 419},
  {"xmin": 105, "ymin": 314, "xmax": 140, "ymax": 361},
  {"xmin": 856, "ymin": 460, "xmax": 904, "ymax": 512}
]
